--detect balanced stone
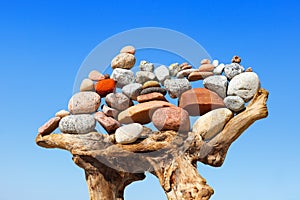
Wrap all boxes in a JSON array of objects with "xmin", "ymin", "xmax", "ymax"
[
  {"xmin": 139, "ymin": 60, "xmax": 154, "ymax": 72},
  {"xmin": 152, "ymin": 107, "xmax": 190, "ymax": 132},
  {"xmin": 38, "ymin": 117, "xmax": 60, "ymax": 136},
  {"xmin": 203, "ymin": 75, "xmax": 228, "ymax": 98},
  {"xmin": 214, "ymin": 63, "xmax": 225, "ymax": 75},
  {"xmin": 192, "ymin": 108, "xmax": 233, "ymax": 140},
  {"xmin": 188, "ymin": 71, "xmax": 214, "ymax": 81},
  {"xmin": 105, "ymin": 93, "xmax": 133, "ymax": 111},
  {"xmin": 200, "ymin": 59, "xmax": 211, "ymax": 64},
  {"xmin": 212, "ymin": 60, "xmax": 219, "ymax": 67},
  {"xmin": 111, "ymin": 68, "xmax": 135, "ymax": 88},
  {"xmin": 80, "ymin": 78, "xmax": 94, "ymax": 92},
  {"xmin": 169, "ymin": 63, "xmax": 180, "ymax": 77},
  {"xmin": 88, "ymin": 70, "xmax": 105, "ymax": 81},
  {"xmin": 179, "ymin": 88, "xmax": 225, "ymax": 116},
  {"xmin": 122, "ymin": 83, "xmax": 142, "ymax": 100},
  {"xmin": 224, "ymin": 96, "xmax": 245, "ymax": 112},
  {"xmin": 137, "ymin": 92, "xmax": 167, "ymax": 103},
  {"xmin": 224, "ymin": 63, "xmax": 244, "ymax": 79},
  {"xmin": 95, "ymin": 78, "xmax": 116, "ymax": 97},
  {"xmin": 120, "ymin": 45, "xmax": 135, "ymax": 55},
  {"xmin": 199, "ymin": 64, "xmax": 215, "ymax": 72},
  {"xmin": 55, "ymin": 109, "xmax": 70, "ymax": 118},
  {"xmin": 118, "ymin": 100, "xmax": 175, "ymax": 124},
  {"xmin": 111, "ymin": 52, "xmax": 136, "ymax": 69},
  {"xmin": 136, "ymin": 71, "xmax": 156, "ymax": 84},
  {"xmin": 164, "ymin": 78, "xmax": 191, "ymax": 98},
  {"xmin": 154, "ymin": 65, "xmax": 170, "ymax": 84},
  {"xmin": 142, "ymin": 81, "xmax": 160, "ymax": 89},
  {"xmin": 102, "ymin": 105, "xmax": 119, "ymax": 119},
  {"xmin": 115, "ymin": 123, "xmax": 143, "ymax": 144},
  {"xmin": 68, "ymin": 92, "xmax": 101, "ymax": 114},
  {"xmin": 181, "ymin": 64, "xmax": 192, "ymax": 70},
  {"xmin": 176, "ymin": 69, "xmax": 198, "ymax": 78},
  {"xmin": 94, "ymin": 111, "xmax": 120, "ymax": 134},
  {"xmin": 227, "ymin": 72, "xmax": 260, "ymax": 102},
  {"xmin": 59, "ymin": 114, "xmax": 96, "ymax": 134},
  {"xmin": 140, "ymin": 87, "xmax": 167, "ymax": 96}
]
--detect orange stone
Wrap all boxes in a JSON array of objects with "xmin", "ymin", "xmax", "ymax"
[
  {"xmin": 137, "ymin": 92, "xmax": 167, "ymax": 103},
  {"xmin": 95, "ymin": 78, "xmax": 116, "ymax": 97},
  {"xmin": 179, "ymin": 88, "xmax": 225, "ymax": 116},
  {"xmin": 199, "ymin": 64, "xmax": 215, "ymax": 72}
]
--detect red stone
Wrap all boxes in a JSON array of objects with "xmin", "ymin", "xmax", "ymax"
[
  {"xmin": 94, "ymin": 112, "xmax": 120, "ymax": 134},
  {"xmin": 95, "ymin": 78, "xmax": 116, "ymax": 97},
  {"xmin": 38, "ymin": 117, "xmax": 60, "ymax": 136},
  {"xmin": 152, "ymin": 107, "xmax": 190, "ymax": 132},
  {"xmin": 179, "ymin": 88, "xmax": 225, "ymax": 116}
]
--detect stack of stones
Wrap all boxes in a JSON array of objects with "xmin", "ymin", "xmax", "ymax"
[{"xmin": 38, "ymin": 46, "xmax": 261, "ymax": 144}]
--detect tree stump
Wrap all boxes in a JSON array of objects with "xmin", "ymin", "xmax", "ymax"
[{"xmin": 36, "ymin": 88, "xmax": 269, "ymax": 200}]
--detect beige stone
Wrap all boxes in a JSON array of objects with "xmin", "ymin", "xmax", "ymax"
[
  {"xmin": 80, "ymin": 78, "xmax": 94, "ymax": 92},
  {"xmin": 55, "ymin": 110, "xmax": 70, "ymax": 118}
]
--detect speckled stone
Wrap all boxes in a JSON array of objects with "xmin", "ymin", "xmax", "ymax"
[
  {"xmin": 122, "ymin": 83, "xmax": 143, "ymax": 100},
  {"xmin": 136, "ymin": 71, "xmax": 156, "ymax": 84},
  {"xmin": 164, "ymin": 78, "xmax": 191, "ymax": 98},
  {"xmin": 203, "ymin": 75, "xmax": 228, "ymax": 98},
  {"xmin": 111, "ymin": 53, "xmax": 136, "ymax": 69},
  {"xmin": 140, "ymin": 87, "xmax": 167, "ymax": 96},
  {"xmin": 120, "ymin": 45, "xmax": 135, "ymax": 55},
  {"xmin": 105, "ymin": 93, "xmax": 133, "ymax": 111},
  {"xmin": 111, "ymin": 68, "xmax": 135, "ymax": 88},
  {"xmin": 68, "ymin": 92, "xmax": 101, "ymax": 114},
  {"xmin": 59, "ymin": 114, "xmax": 96, "ymax": 134},
  {"xmin": 224, "ymin": 63, "xmax": 244, "ymax": 80},
  {"xmin": 154, "ymin": 65, "xmax": 170, "ymax": 84},
  {"xmin": 139, "ymin": 60, "xmax": 154, "ymax": 72},
  {"xmin": 115, "ymin": 123, "xmax": 143, "ymax": 144},
  {"xmin": 227, "ymin": 72, "xmax": 260, "ymax": 102},
  {"xmin": 223, "ymin": 96, "xmax": 245, "ymax": 112}
]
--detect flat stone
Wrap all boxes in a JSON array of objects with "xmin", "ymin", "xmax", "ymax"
[
  {"xmin": 122, "ymin": 83, "xmax": 142, "ymax": 100},
  {"xmin": 94, "ymin": 112, "xmax": 120, "ymax": 134},
  {"xmin": 105, "ymin": 93, "xmax": 133, "ymax": 111},
  {"xmin": 176, "ymin": 69, "xmax": 198, "ymax": 78},
  {"xmin": 139, "ymin": 60, "xmax": 154, "ymax": 72},
  {"xmin": 118, "ymin": 100, "xmax": 175, "ymax": 124},
  {"xmin": 115, "ymin": 123, "xmax": 143, "ymax": 144},
  {"xmin": 154, "ymin": 65, "xmax": 170, "ymax": 84},
  {"xmin": 246, "ymin": 67, "xmax": 253, "ymax": 72},
  {"xmin": 199, "ymin": 64, "xmax": 215, "ymax": 72},
  {"xmin": 213, "ymin": 63, "xmax": 225, "ymax": 75},
  {"xmin": 55, "ymin": 110, "xmax": 70, "ymax": 118},
  {"xmin": 111, "ymin": 53, "xmax": 136, "ymax": 69},
  {"xmin": 120, "ymin": 45, "xmax": 135, "ymax": 55},
  {"xmin": 38, "ymin": 117, "xmax": 60, "ymax": 136},
  {"xmin": 111, "ymin": 68, "xmax": 135, "ymax": 88},
  {"xmin": 201, "ymin": 59, "xmax": 211, "ymax": 65},
  {"xmin": 224, "ymin": 63, "xmax": 244, "ymax": 79},
  {"xmin": 102, "ymin": 105, "xmax": 119, "ymax": 119},
  {"xmin": 224, "ymin": 96, "xmax": 245, "ymax": 112},
  {"xmin": 227, "ymin": 72, "xmax": 260, "ymax": 102},
  {"xmin": 179, "ymin": 88, "xmax": 226, "ymax": 116},
  {"xmin": 212, "ymin": 60, "xmax": 219, "ymax": 67},
  {"xmin": 68, "ymin": 92, "xmax": 101, "ymax": 114},
  {"xmin": 188, "ymin": 71, "xmax": 214, "ymax": 81},
  {"xmin": 192, "ymin": 108, "xmax": 233, "ymax": 140},
  {"xmin": 152, "ymin": 107, "xmax": 190, "ymax": 132},
  {"xmin": 59, "ymin": 114, "xmax": 96, "ymax": 134},
  {"xmin": 95, "ymin": 78, "xmax": 116, "ymax": 97},
  {"xmin": 142, "ymin": 81, "xmax": 160, "ymax": 89},
  {"xmin": 88, "ymin": 70, "xmax": 105, "ymax": 81},
  {"xmin": 203, "ymin": 75, "xmax": 228, "ymax": 98},
  {"xmin": 164, "ymin": 78, "xmax": 192, "ymax": 99},
  {"xmin": 80, "ymin": 78, "xmax": 94, "ymax": 92},
  {"xmin": 136, "ymin": 71, "xmax": 156, "ymax": 84},
  {"xmin": 169, "ymin": 63, "xmax": 180, "ymax": 77},
  {"xmin": 137, "ymin": 92, "xmax": 167, "ymax": 103},
  {"xmin": 181, "ymin": 64, "xmax": 192, "ymax": 70},
  {"xmin": 140, "ymin": 87, "xmax": 167, "ymax": 96}
]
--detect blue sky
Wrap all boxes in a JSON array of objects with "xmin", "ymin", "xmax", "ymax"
[{"xmin": 0, "ymin": 0, "xmax": 299, "ymax": 199}]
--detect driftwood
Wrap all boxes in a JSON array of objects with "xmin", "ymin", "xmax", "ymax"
[{"xmin": 36, "ymin": 88, "xmax": 269, "ymax": 200}]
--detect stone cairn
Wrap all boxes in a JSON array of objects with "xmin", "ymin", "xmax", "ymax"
[{"xmin": 38, "ymin": 45, "xmax": 261, "ymax": 144}]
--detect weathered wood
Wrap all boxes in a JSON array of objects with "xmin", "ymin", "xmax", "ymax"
[{"xmin": 36, "ymin": 88, "xmax": 269, "ymax": 200}]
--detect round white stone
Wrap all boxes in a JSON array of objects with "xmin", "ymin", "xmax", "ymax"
[{"xmin": 115, "ymin": 123, "xmax": 143, "ymax": 144}]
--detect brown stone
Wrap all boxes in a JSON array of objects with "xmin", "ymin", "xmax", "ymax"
[
  {"xmin": 142, "ymin": 81, "xmax": 160, "ymax": 89},
  {"xmin": 38, "ymin": 117, "xmax": 60, "ymax": 136},
  {"xmin": 181, "ymin": 64, "xmax": 192, "ymax": 70},
  {"xmin": 94, "ymin": 112, "xmax": 120, "ymax": 134},
  {"xmin": 179, "ymin": 88, "xmax": 225, "ymax": 116},
  {"xmin": 102, "ymin": 105, "xmax": 119, "ymax": 119},
  {"xmin": 137, "ymin": 92, "xmax": 167, "ymax": 103},
  {"xmin": 120, "ymin": 45, "xmax": 136, "ymax": 55},
  {"xmin": 105, "ymin": 93, "xmax": 133, "ymax": 111},
  {"xmin": 246, "ymin": 67, "xmax": 253, "ymax": 72},
  {"xmin": 152, "ymin": 107, "xmax": 190, "ymax": 132},
  {"xmin": 188, "ymin": 71, "xmax": 214, "ymax": 81},
  {"xmin": 88, "ymin": 70, "xmax": 105, "ymax": 81},
  {"xmin": 200, "ymin": 59, "xmax": 211, "ymax": 65},
  {"xmin": 199, "ymin": 64, "xmax": 215, "ymax": 72},
  {"xmin": 118, "ymin": 101, "xmax": 175, "ymax": 124},
  {"xmin": 231, "ymin": 55, "xmax": 241, "ymax": 63}
]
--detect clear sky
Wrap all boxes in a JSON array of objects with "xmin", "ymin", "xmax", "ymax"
[{"xmin": 0, "ymin": 0, "xmax": 299, "ymax": 200}]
